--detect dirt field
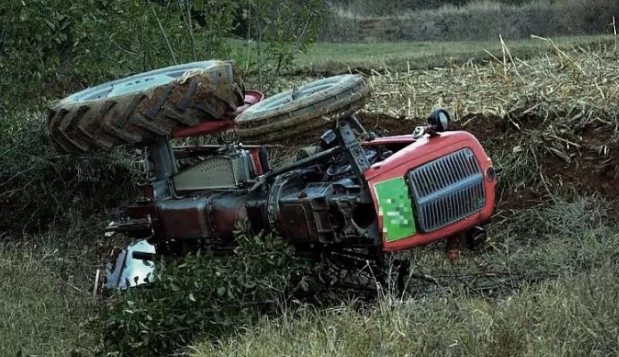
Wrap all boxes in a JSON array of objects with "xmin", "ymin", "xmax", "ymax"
[{"xmin": 354, "ymin": 44, "xmax": 619, "ymax": 208}]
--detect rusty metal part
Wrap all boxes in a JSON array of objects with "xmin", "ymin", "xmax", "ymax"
[
  {"xmin": 267, "ymin": 170, "xmax": 305, "ymax": 228},
  {"xmin": 277, "ymin": 182, "xmax": 334, "ymax": 243},
  {"xmin": 102, "ymin": 108, "xmax": 498, "ymax": 296},
  {"xmin": 337, "ymin": 118, "xmax": 372, "ymax": 181},
  {"xmin": 446, "ymin": 233, "xmax": 468, "ymax": 261},
  {"xmin": 276, "ymin": 178, "xmax": 380, "ymax": 244},
  {"xmin": 147, "ymin": 135, "xmax": 178, "ymax": 182},
  {"xmin": 155, "ymin": 191, "xmax": 259, "ymax": 241}
]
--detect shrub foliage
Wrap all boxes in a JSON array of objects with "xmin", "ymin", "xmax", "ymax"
[
  {"xmin": 101, "ymin": 225, "xmax": 318, "ymax": 356},
  {"xmin": 0, "ymin": 0, "xmax": 326, "ymax": 109},
  {"xmin": 0, "ymin": 113, "xmax": 138, "ymax": 236}
]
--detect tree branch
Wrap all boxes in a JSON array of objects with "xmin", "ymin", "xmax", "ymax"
[
  {"xmin": 178, "ymin": 0, "xmax": 198, "ymax": 61},
  {"xmin": 148, "ymin": 2, "xmax": 178, "ymax": 64}
]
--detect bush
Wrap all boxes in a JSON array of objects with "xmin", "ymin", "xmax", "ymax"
[
  {"xmin": 0, "ymin": 0, "xmax": 161, "ymax": 105},
  {"xmin": 239, "ymin": 0, "xmax": 326, "ymax": 91},
  {"xmin": 0, "ymin": 111, "xmax": 138, "ymax": 236},
  {"xmin": 0, "ymin": 0, "xmax": 327, "ymax": 107},
  {"xmin": 101, "ymin": 225, "xmax": 319, "ymax": 357}
]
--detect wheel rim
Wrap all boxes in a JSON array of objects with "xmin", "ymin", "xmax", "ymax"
[
  {"xmin": 237, "ymin": 74, "xmax": 361, "ymax": 120},
  {"xmin": 63, "ymin": 60, "xmax": 230, "ymax": 102},
  {"xmin": 104, "ymin": 74, "xmax": 176, "ymax": 98},
  {"xmin": 259, "ymin": 82, "xmax": 335, "ymax": 110}
]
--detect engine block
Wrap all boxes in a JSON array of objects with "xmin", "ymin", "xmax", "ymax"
[{"xmin": 156, "ymin": 191, "xmax": 259, "ymax": 240}]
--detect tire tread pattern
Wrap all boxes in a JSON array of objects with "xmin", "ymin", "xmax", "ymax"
[
  {"xmin": 48, "ymin": 64, "xmax": 244, "ymax": 154},
  {"xmin": 234, "ymin": 77, "xmax": 370, "ymax": 145}
]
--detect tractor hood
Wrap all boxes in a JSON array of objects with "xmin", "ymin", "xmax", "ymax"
[{"xmin": 362, "ymin": 131, "xmax": 497, "ymax": 252}]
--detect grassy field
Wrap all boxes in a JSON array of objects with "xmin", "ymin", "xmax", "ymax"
[
  {"xmin": 190, "ymin": 200, "xmax": 619, "ymax": 356},
  {"xmin": 290, "ymin": 34, "xmax": 618, "ymax": 74},
  {"xmin": 0, "ymin": 216, "xmax": 113, "ymax": 357},
  {"xmin": 0, "ymin": 242, "xmax": 99, "ymax": 356},
  {"xmin": 2, "ymin": 34, "xmax": 619, "ymax": 356},
  {"xmin": 192, "ymin": 266, "xmax": 619, "ymax": 357},
  {"xmin": 229, "ymin": 34, "xmax": 617, "ymax": 77}
]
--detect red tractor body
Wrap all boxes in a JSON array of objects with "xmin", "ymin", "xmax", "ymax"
[
  {"xmin": 45, "ymin": 62, "xmax": 498, "ymax": 291},
  {"xmin": 363, "ymin": 131, "xmax": 496, "ymax": 252},
  {"xmin": 88, "ymin": 74, "xmax": 497, "ymax": 291},
  {"xmin": 111, "ymin": 107, "xmax": 496, "ymax": 256}
]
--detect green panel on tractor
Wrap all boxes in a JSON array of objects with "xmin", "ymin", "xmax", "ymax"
[{"xmin": 373, "ymin": 177, "xmax": 416, "ymax": 242}]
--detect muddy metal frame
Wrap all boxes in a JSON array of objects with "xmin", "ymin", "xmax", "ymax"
[
  {"xmin": 106, "ymin": 115, "xmax": 383, "ymax": 245},
  {"xmin": 105, "ymin": 109, "xmax": 496, "ymax": 292},
  {"xmin": 104, "ymin": 115, "xmax": 401, "ymax": 290}
]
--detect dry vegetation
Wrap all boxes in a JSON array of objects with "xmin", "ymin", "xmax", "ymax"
[
  {"xmin": 0, "ymin": 234, "xmax": 102, "ymax": 356},
  {"xmin": 282, "ymin": 36, "xmax": 619, "ymax": 204},
  {"xmin": 3, "ymin": 35, "xmax": 619, "ymax": 356},
  {"xmin": 358, "ymin": 37, "xmax": 619, "ymax": 200},
  {"xmin": 319, "ymin": 0, "xmax": 619, "ymax": 42}
]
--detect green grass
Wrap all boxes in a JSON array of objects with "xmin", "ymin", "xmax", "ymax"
[
  {"xmin": 289, "ymin": 34, "xmax": 617, "ymax": 74},
  {"xmin": 189, "ymin": 197, "xmax": 619, "ymax": 357},
  {"xmin": 0, "ymin": 241, "xmax": 101, "ymax": 356},
  {"xmin": 190, "ymin": 267, "xmax": 619, "ymax": 357}
]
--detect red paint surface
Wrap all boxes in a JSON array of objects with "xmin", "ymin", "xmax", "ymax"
[
  {"xmin": 363, "ymin": 131, "xmax": 497, "ymax": 252},
  {"xmin": 251, "ymin": 149, "xmax": 264, "ymax": 175},
  {"xmin": 171, "ymin": 91, "xmax": 264, "ymax": 138}
]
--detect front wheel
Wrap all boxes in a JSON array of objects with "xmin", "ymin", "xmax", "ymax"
[{"xmin": 234, "ymin": 74, "xmax": 371, "ymax": 144}]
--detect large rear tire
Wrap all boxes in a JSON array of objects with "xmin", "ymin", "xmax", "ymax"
[
  {"xmin": 234, "ymin": 74, "xmax": 370, "ymax": 144},
  {"xmin": 48, "ymin": 60, "xmax": 245, "ymax": 154}
]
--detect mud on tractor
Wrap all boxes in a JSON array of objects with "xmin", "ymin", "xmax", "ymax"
[{"xmin": 47, "ymin": 60, "xmax": 497, "ymax": 292}]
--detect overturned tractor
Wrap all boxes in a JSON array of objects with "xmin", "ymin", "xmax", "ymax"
[{"xmin": 47, "ymin": 60, "xmax": 497, "ymax": 292}]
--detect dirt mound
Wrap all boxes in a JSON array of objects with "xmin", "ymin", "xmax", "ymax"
[
  {"xmin": 467, "ymin": 114, "xmax": 619, "ymax": 193},
  {"xmin": 356, "ymin": 111, "xmax": 413, "ymax": 136}
]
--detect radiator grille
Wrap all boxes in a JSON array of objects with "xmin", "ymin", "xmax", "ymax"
[{"xmin": 408, "ymin": 148, "xmax": 485, "ymax": 232}]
